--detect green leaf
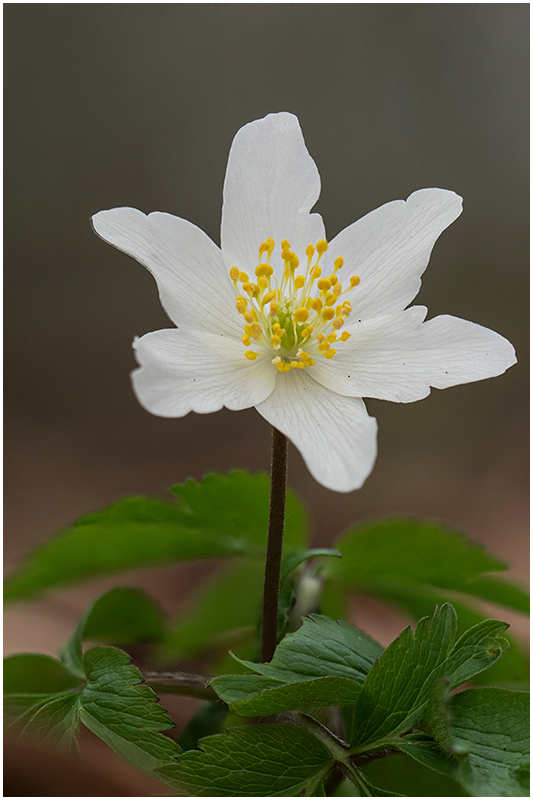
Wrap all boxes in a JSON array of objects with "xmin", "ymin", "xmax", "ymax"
[
  {"xmin": 328, "ymin": 519, "xmax": 528, "ymax": 616},
  {"xmin": 4, "ymin": 653, "xmax": 81, "ymax": 695},
  {"xmin": 348, "ymin": 605, "xmax": 509, "ymax": 749},
  {"xmin": 5, "ymin": 646, "xmax": 181, "ymax": 777},
  {"xmin": 61, "ymin": 587, "xmax": 166, "ymax": 677},
  {"xmin": 5, "ymin": 471, "xmax": 309, "ymax": 602},
  {"xmin": 361, "ymin": 753, "xmax": 465, "ymax": 797},
  {"xmin": 4, "ymin": 653, "xmax": 82, "ymax": 749},
  {"xmin": 156, "ymin": 723, "xmax": 334, "ymax": 796},
  {"xmin": 280, "ymin": 548, "xmax": 341, "ymax": 581},
  {"xmin": 212, "ymin": 673, "xmax": 363, "ymax": 716},
  {"xmin": 178, "ymin": 702, "xmax": 230, "ymax": 751},
  {"xmin": 395, "ymin": 732, "xmax": 458, "ymax": 779},
  {"xmin": 447, "ymin": 687, "xmax": 529, "ymax": 796},
  {"xmin": 160, "ymin": 559, "xmax": 265, "ymax": 662},
  {"xmin": 78, "ymin": 646, "xmax": 181, "ymax": 775},
  {"xmin": 234, "ymin": 614, "xmax": 383, "ymax": 683}
]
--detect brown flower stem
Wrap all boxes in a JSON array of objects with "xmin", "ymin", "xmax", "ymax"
[
  {"xmin": 260, "ymin": 427, "xmax": 289, "ymax": 662},
  {"xmin": 142, "ymin": 671, "xmax": 219, "ymax": 702}
]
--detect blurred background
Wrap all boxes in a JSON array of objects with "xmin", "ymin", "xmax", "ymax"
[{"xmin": 4, "ymin": 4, "xmax": 529, "ymax": 795}]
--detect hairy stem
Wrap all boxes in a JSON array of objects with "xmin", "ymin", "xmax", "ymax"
[
  {"xmin": 142, "ymin": 671, "xmax": 219, "ymax": 702},
  {"xmin": 261, "ymin": 427, "xmax": 288, "ymax": 662}
]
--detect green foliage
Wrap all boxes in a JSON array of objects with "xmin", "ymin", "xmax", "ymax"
[
  {"xmin": 360, "ymin": 753, "xmax": 465, "ymax": 797},
  {"xmin": 4, "ymin": 472, "xmax": 309, "ymax": 602},
  {"xmin": 78, "ymin": 646, "xmax": 181, "ymax": 775},
  {"xmin": 4, "ymin": 646, "xmax": 181, "ymax": 777},
  {"xmin": 156, "ymin": 723, "xmax": 334, "ymax": 796},
  {"xmin": 160, "ymin": 559, "xmax": 265, "ymax": 662},
  {"xmin": 212, "ymin": 614, "xmax": 382, "ymax": 715},
  {"xmin": 61, "ymin": 587, "xmax": 165, "ymax": 677},
  {"xmin": 434, "ymin": 687, "xmax": 530, "ymax": 796},
  {"xmin": 327, "ymin": 518, "xmax": 529, "ymax": 618},
  {"xmin": 347, "ymin": 605, "xmax": 508, "ymax": 748}
]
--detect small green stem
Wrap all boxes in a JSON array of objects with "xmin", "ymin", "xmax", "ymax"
[
  {"xmin": 142, "ymin": 671, "xmax": 219, "ymax": 702},
  {"xmin": 261, "ymin": 427, "xmax": 288, "ymax": 662}
]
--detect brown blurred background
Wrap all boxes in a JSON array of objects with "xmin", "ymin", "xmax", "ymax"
[{"xmin": 4, "ymin": 4, "xmax": 529, "ymax": 796}]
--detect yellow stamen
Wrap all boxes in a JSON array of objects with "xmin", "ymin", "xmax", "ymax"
[
  {"xmin": 318, "ymin": 342, "xmax": 330, "ymax": 352},
  {"xmin": 294, "ymin": 307, "xmax": 309, "ymax": 322},
  {"xmin": 311, "ymin": 298, "xmax": 323, "ymax": 312},
  {"xmin": 239, "ymin": 271, "xmax": 249, "ymax": 282},
  {"xmin": 306, "ymin": 243, "xmax": 315, "ymax": 258},
  {"xmin": 261, "ymin": 289, "xmax": 276, "ymax": 306},
  {"xmin": 271, "ymin": 335, "xmax": 281, "ymax": 347},
  {"xmin": 340, "ymin": 331, "xmax": 351, "ymax": 342},
  {"xmin": 322, "ymin": 307, "xmax": 335, "ymax": 321},
  {"xmin": 324, "ymin": 348, "xmax": 336, "ymax": 359},
  {"xmin": 316, "ymin": 239, "xmax": 328, "ymax": 255},
  {"xmin": 294, "ymin": 275, "xmax": 305, "ymax": 290},
  {"xmin": 334, "ymin": 256, "xmax": 344, "ymax": 271},
  {"xmin": 242, "ymin": 334, "xmax": 251, "ymax": 346},
  {"xmin": 350, "ymin": 275, "xmax": 361, "ymax": 287},
  {"xmin": 317, "ymin": 278, "xmax": 331, "ymax": 291},
  {"xmin": 244, "ymin": 351, "xmax": 258, "ymax": 360},
  {"xmin": 230, "ymin": 266, "xmax": 239, "ymax": 281}
]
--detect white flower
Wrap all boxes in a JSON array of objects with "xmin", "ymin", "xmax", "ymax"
[{"xmin": 92, "ymin": 112, "xmax": 516, "ymax": 492}]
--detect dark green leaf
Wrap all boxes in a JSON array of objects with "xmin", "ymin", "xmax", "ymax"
[
  {"xmin": 4, "ymin": 653, "xmax": 81, "ymax": 695},
  {"xmin": 156, "ymin": 723, "xmax": 334, "ymax": 796},
  {"xmin": 61, "ymin": 587, "xmax": 166, "ymax": 677},
  {"xmin": 160, "ymin": 559, "xmax": 265, "ymax": 662},
  {"xmin": 361, "ymin": 753, "xmax": 465, "ymax": 797},
  {"xmin": 395, "ymin": 732, "xmax": 458, "ymax": 779},
  {"xmin": 178, "ymin": 702, "xmax": 230, "ymax": 751},
  {"xmin": 234, "ymin": 614, "xmax": 383, "ymax": 683},
  {"xmin": 5, "ymin": 472, "xmax": 309, "ymax": 602},
  {"xmin": 212, "ymin": 673, "xmax": 363, "ymax": 716},
  {"xmin": 348, "ymin": 605, "xmax": 509, "ymax": 749},
  {"xmin": 448, "ymin": 688, "xmax": 529, "ymax": 796},
  {"xmin": 328, "ymin": 519, "xmax": 528, "ymax": 617},
  {"xmin": 78, "ymin": 646, "xmax": 181, "ymax": 775}
]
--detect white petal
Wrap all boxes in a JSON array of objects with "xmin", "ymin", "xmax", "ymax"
[
  {"xmin": 310, "ymin": 307, "xmax": 517, "ymax": 403},
  {"xmin": 221, "ymin": 112, "xmax": 325, "ymax": 276},
  {"xmin": 325, "ymin": 189, "xmax": 463, "ymax": 319},
  {"xmin": 92, "ymin": 208, "xmax": 240, "ymax": 337},
  {"xmin": 255, "ymin": 371, "xmax": 378, "ymax": 492},
  {"xmin": 132, "ymin": 328, "xmax": 276, "ymax": 417}
]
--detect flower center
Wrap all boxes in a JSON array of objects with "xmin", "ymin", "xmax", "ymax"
[{"xmin": 229, "ymin": 238, "xmax": 360, "ymax": 372}]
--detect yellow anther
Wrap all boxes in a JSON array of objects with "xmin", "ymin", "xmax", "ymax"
[
  {"xmin": 242, "ymin": 282, "xmax": 254, "ymax": 294},
  {"xmin": 244, "ymin": 324, "xmax": 253, "ymax": 336},
  {"xmin": 305, "ymin": 296, "xmax": 313, "ymax": 308},
  {"xmin": 259, "ymin": 276, "xmax": 268, "ymax": 291},
  {"xmin": 325, "ymin": 292, "xmax": 337, "ymax": 306},
  {"xmin": 235, "ymin": 296, "xmax": 247, "ymax": 314},
  {"xmin": 242, "ymin": 334, "xmax": 251, "ymax": 346},
  {"xmin": 350, "ymin": 275, "xmax": 361, "ymax": 287},
  {"xmin": 255, "ymin": 263, "xmax": 274, "ymax": 277},
  {"xmin": 244, "ymin": 312, "xmax": 256, "ymax": 323},
  {"xmin": 326, "ymin": 332, "xmax": 337, "ymax": 343},
  {"xmin": 294, "ymin": 275, "xmax": 305, "ymax": 290},
  {"xmin": 316, "ymin": 333, "xmax": 325, "ymax": 343},
  {"xmin": 308, "ymin": 357, "xmax": 316, "ymax": 366},
  {"xmin": 340, "ymin": 331, "xmax": 351, "ymax": 342},
  {"xmin": 252, "ymin": 323, "xmax": 262, "ymax": 339},
  {"xmin": 316, "ymin": 239, "xmax": 328, "ymax": 254},
  {"xmin": 332, "ymin": 317, "xmax": 344, "ymax": 330},
  {"xmin": 311, "ymin": 265, "xmax": 322, "ymax": 279},
  {"xmin": 322, "ymin": 307, "xmax": 335, "ymax": 321},
  {"xmin": 334, "ymin": 256, "xmax": 344, "ymax": 271},
  {"xmin": 244, "ymin": 351, "xmax": 259, "ymax": 360},
  {"xmin": 317, "ymin": 278, "xmax": 331, "ymax": 291},
  {"xmin": 239, "ymin": 271, "xmax": 249, "ymax": 282},
  {"xmin": 328, "ymin": 274, "xmax": 338, "ymax": 286},
  {"xmin": 230, "ymin": 266, "xmax": 239, "ymax": 281},
  {"xmin": 324, "ymin": 349, "xmax": 336, "ymax": 359},
  {"xmin": 333, "ymin": 282, "xmax": 342, "ymax": 297},
  {"xmin": 267, "ymin": 237, "xmax": 275, "ymax": 252},
  {"xmin": 281, "ymin": 248, "xmax": 293, "ymax": 262},
  {"xmin": 269, "ymin": 301, "xmax": 278, "ymax": 316},
  {"xmin": 294, "ymin": 307, "xmax": 309, "ymax": 323},
  {"xmin": 281, "ymin": 239, "xmax": 291, "ymax": 250},
  {"xmin": 271, "ymin": 335, "xmax": 281, "ymax": 347},
  {"xmin": 311, "ymin": 298, "xmax": 323, "ymax": 312},
  {"xmin": 318, "ymin": 341, "xmax": 330, "ymax": 351},
  {"xmin": 290, "ymin": 360, "xmax": 304, "ymax": 370},
  {"xmin": 259, "ymin": 241, "xmax": 270, "ymax": 255},
  {"xmin": 261, "ymin": 289, "xmax": 276, "ymax": 306},
  {"xmin": 301, "ymin": 326, "xmax": 313, "ymax": 338},
  {"xmin": 273, "ymin": 322, "xmax": 282, "ymax": 333},
  {"xmin": 306, "ymin": 243, "xmax": 315, "ymax": 258},
  {"xmin": 297, "ymin": 349, "xmax": 309, "ymax": 360},
  {"xmin": 291, "ymin": 253, "xmax": 299, "ymax": 268}
]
